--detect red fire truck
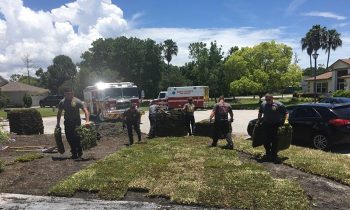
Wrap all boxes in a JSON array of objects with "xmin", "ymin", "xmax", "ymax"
[
  {"xmin": 83, "ymin": 82, "xmax": 141, "ymax": 121},
  {"xmin": 151, "ymin": 86, "xmax": 209, "ymax": 109}
]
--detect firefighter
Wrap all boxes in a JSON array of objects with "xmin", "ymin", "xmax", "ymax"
[
  {"xmin": 209, "ymin": 96, "xmax": 234, "ymax": 149},
  {"xmin": 258, "ymin": 93, "xmax": 288, "ymax": 162},
  {"xmin": 148, "ymin": 102, "xmax": 160, "ymax": 139},
  {"xmin": 56, "ymin": 89, "xmax": 90, "ymax": 159},
  {"xmin": 123, "ymin": 103, "xmax": 142, "ymax": 145},
  {"xmin": 182, "ymin": 98, "xmax": 195, "ymax": 136}
]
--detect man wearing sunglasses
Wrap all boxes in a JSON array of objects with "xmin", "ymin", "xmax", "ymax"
[{"xmin": 258, "ymin": 93, "xmax": 288, "ymax": 162}]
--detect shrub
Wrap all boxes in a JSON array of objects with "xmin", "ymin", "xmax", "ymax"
[
  {"xmin": 140, "ymin": 100, "xmax": 150, "ymax": 107},
  {"xmin": 333, "ymin": 90, "xmax": 350, "ymax": 98},
  {"xmin": 0, "ymin": 128, "xmax": 10, "ymax": 144},
  {"xmin": 8, "ymin": 108, "xmax": 44, "ymax": 135},
  {"xmin": 0, "ymin": 93, "xmax": 9, "ymax": 109},
  {"xmin": 23, "ymin": 93, "xmax": 32, "ymax": 108}
]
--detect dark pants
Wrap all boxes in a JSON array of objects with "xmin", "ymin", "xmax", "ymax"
[
  {"xmin": 64, "ymin": 120, "xmax": 82, "ymax": 157},
  {"xmin": 148, "ymin": 115, "xmax": 156, "ymax": 138},
  {"xmin": 185, "ymin": 114, "xmax": 195, "ymax": 135},
  {"xmin": 263, "ymin": 122, "xmax": 279, "ymax": 158},
  {"xmin": 211, "ymin": 121, "xmax": 233, "ymax": 146},
  {"xmin": 127, "ymin": 121, "xmax": 141, "ymax": 145}
]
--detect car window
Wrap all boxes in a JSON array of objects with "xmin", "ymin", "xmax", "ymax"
[
  {"xmin": 320, "ymin": 98, "xmax": 329, "ymax": 103},
  {"xmin": 314, "ymin": 107, "xmax": 336, "ymax": 120},
  {"xmin": 292, "ymin": 107, "xmax": 320, "ymax": 118},
  {"xmin": 333, "ymin": 106, "xmax": 350, "ymax": 119}
]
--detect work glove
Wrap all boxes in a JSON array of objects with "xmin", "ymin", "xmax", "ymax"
[
  {"xmin": 284, "ymin": 119, "xmax": 289, "ymax": 125},
  {"xmin": 56, "ymin": 124, "xmax": 61, "ymax": 128},
  {"xmin": 85, "ymin": 122, "xmax": 91, "ymax": 128},
  {"xmin": 229, "ymin": 118, "xmax": 234, "ymax": 123}
]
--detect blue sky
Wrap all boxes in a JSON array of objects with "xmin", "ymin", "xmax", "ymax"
[{"xmin": 1, "ymin": 0, "xmax": 350, "ymax": 77}]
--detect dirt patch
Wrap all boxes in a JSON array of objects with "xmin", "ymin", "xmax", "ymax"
[
  {"xmin": 0, "ymin": 132, "xmax": 131, "ymax": 195},
  {"xmin": 238, "ymin": 152, "xmax": 350, "ymax": 210}
]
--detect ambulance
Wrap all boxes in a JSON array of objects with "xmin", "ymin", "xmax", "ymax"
[
  {"xmin": 152, "ymin": 86, "xmax": 209, "ymax": 109},
  {"xmin": 83, "ymin": 82, "xmax": 140, "ymax": 121}
]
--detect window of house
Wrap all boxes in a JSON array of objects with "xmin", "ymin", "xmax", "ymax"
[
  {"xmin": 337, "ymin": 69, "xmax": 348, "ymax": 90},
  {"xmin": 316, "ymin": 82, "xmax": 328, "ymax": 93}
]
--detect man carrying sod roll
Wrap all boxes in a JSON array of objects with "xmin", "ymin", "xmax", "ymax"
[
  {"xmin": 56, "ymin": 88, "xmax": 90, "ymax": 159},
  {"xmin": 258, "ymin": 93, "xmax": 288, "ymax": 163},
  {"xmin": 209, "ymin": 96, "xmax": 234, "ymax": 150}
]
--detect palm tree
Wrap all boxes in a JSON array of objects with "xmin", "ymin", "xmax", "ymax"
[
  {"xmin": 162, "ymin": 39, "xmax": 178, "ymax": 67},
  {"xmin": 301, "ymin": 34, "xmax": 313, "ymax": 68},
  {"xmin": 323, "ymin": 29, "xmax": 342, "ymax": 69}
]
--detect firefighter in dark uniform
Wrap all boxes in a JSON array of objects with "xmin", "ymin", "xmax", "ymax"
[
  {"xmin": 183, "ymin": 98, "xmax": 195, "ymax": 136},
  {"xmin": 258, "ymin": 93, "xmax": 288, "ymax": 162},
  {"xmin": 209, "ymin": 96, "xmax": 234, "ymax": 149},
  {"xmin": 56, "ymin": 90, "xmax": 90, "ymax": 159},
  {"xmin": 123, "ymin": 103, "xmax": 141, "ymax": 145}
]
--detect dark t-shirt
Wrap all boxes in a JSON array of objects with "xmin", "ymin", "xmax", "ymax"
[
  {"xmin": 124, "ymin": 108, "xmax": 141, "ymax": 123},
  {"xmin": 58, "ymin": 97, "xmax": 84, "ymax": 123},
  {"xmin": 213, "ymin": 102, "xmax": 232, "ymax": 121},
  {"xmin": 259, "ymin": 101, "xmax": 287, "ymax": 123}
]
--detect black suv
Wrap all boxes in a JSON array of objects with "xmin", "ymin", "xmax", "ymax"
[
  {"xmin": 39, "ymin": 95, "xmax": 64, "ymax": 107},
  {"xmin": 247, "ymin": 103, "xmax": 350, "ymax": 150}
]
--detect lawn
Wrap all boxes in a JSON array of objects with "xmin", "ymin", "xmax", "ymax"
[
  {"xmin": 50, "ymin": 136, "xmax": 310, "ymax": 209},
  {"xmin": 0, "ymin": 108, "xmax": 58, "ymax": 119},
  {"xmin": 235, "ymin": 138, "xmax": 350, "ymax": 186}
]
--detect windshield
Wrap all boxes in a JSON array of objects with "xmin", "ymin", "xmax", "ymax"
[
  {"xmin": 159, "ymin": 92, "xmax": 166, "ymax": 99},
  {"xmin": 333, "ymin": 106, "xmax": 350, "ymax": 119},
  {"xmin": 102, "ymin": 88, "xmax": 122, "ymax": 99},
  {"xmin": 123, "ymin": 87, "xmax": 139, "ymax": 98}
]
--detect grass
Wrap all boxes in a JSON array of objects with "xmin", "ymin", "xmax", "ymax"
[
  {"xmin": 0, "ymin": 108, "xmax": 58, "ymax": 119},
  {"xmin": 15, "ymin": 153, "xmax": 44, "ymax": 163},
  {"xmin": 49, "ymin": 137, "xmax": 310, "ymax": 209},
  {"xmin": 235, "ymin": 138, "xmax": 350, "ymax": 186}
]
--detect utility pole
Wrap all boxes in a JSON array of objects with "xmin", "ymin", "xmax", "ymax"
[{"xmin": 22, "ymin": 54, "xmax": 34, "ymax": 85}]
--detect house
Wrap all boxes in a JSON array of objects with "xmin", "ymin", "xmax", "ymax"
[
  {"xmin": 304, "ymin": 59, "xmax": 350, "ymax": 95},
  {"xmin": 0, "ymin": 82, "xmax": 49, "ymax": 106}
]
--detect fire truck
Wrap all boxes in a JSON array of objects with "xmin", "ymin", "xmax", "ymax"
[
  {"xmin": 151, "ymin": 86, "xmax": 209, "ymax": 109},
  {"xmin": 83, "ymin": 82, "xmax": 141, "ymax": 121}
]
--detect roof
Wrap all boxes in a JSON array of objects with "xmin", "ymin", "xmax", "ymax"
[
  {"xmin": 328, "ymin": 59, "xmax": 350, "ymax": 70},
  {"xmin": 340, "ymin": 75, "xmax": 350, "ymax": 79},
  {"xmin": 0, "ymin": 82, "xmax": 49, "ymax": 94},
  {"xmin": 304, "ymin": 71, "xmax": 332, "ymax": 81},
  {"xmin": 0, "ymin": 75, "xmax": 8, "ymax": 87},
  {"xmin": 340, "ymin": 59, "xmax": 350, "ymax": 65}
]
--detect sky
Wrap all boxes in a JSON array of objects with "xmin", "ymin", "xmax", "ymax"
[{"xmin": 1, "ymin": 0, "xmax": 350, "ymax": 78}]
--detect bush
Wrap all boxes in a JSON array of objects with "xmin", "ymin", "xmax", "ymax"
[
  {"xmin": 289, "ymin": 97, "xmax": 314, "ymax": 103},
  {"xmin": 333, "ymin": 90, "xmax": 350, "ymax": 98},
  {"xmin": 140, "ymin": 100, "xmax": 150, "ymax": 107},
  {"xmin": 8, "ymin": 108, "xmax": 44, "ymax": 135},
  {"xmin": 23, "ymin": 93, "xmax": 32, "ymax": 108},
  {"xmin": 0, "ymin": 93, "xmax": 9, "ymax": 109},
  {"xmin": 0, "ymin": 128, "xmax": 10, "ymax": 144}
]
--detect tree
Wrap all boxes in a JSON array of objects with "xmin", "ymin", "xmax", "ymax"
[
  {"xmin": 281, "ymin": 64, "xmax": 303, "ymax": 90},
  {"xmin": 159, "ymin": 65, "xmax": 191, "ymax": 91},
  {"xmin": 47, "ymin": 55, "xmax": 77, "ymax": 94},
  {"xmin": 80, "ymin": 37, "xmax": 163, "ymax": 98},
  {"xmin": 225, "ymin": 41, "xmax": 293, "ymax": 99},
  {"xmin": 323, "ymin": 29, "xmax": 342, "ymax": 69},
  {"xmin": 162, "ymin": 39, "xmax": 178, "ymax": 67},
  {"xmin": 35, "ymin": 68, "xmax": 49, "ymax": 88},
  {"xmin": 10, "ymin": 74, "xmax": 21, "ymax": 82},
  {"xmin": 302, "ymin": 66, "xmax": 326, "ymax": 77}
]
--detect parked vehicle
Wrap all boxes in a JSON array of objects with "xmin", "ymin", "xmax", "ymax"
[
  {"xmin": 39, "ymin": 95, "xmax": 64, "ymax": 107},
  {"xmin": 247, "ymin": 103, "xmax": 350, "ymax": 150},
  {"xmin": 151, "ymin": 86, "xmax": 209, "ymax": 109},
  {"xmin": 319, "ymin": 97, "xmax": 350, "ymax": 104},
  {"xmin": 83, "ymin": 82, "xmax": 141, "ymax": 121}
]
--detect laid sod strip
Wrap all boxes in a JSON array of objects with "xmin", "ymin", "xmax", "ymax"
[
  {"xmin": 235, "ymin": 139, "xmax": 350, "ymax": 186},
  {"xmin": 49, "ymin": 137, "xmax": 309, "ymax": 209},
  {"xmin": 15, "ymin": 153, "xmax": 44, "ymax": 163}
]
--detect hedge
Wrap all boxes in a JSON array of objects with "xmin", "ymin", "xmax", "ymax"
[{"xmin": 8, "ymin": 108, "xmax": 44, "ymax": 135}]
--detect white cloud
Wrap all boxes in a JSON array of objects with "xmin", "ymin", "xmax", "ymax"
[
  {"xmin": 0, "ymin": 0, "xmax": 128, "ymax": 78},
  {"xmin": 286, "ymin": 0, "xmax": 307, "ymax": 15},
  {"xmin": 302, "ymin": 11, "xmax": 346, "ymax": 20}
]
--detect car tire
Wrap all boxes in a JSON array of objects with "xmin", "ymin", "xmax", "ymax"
[{"xmin": 311, "ymin": 133, "xmax": 330, "ymax": 151}]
